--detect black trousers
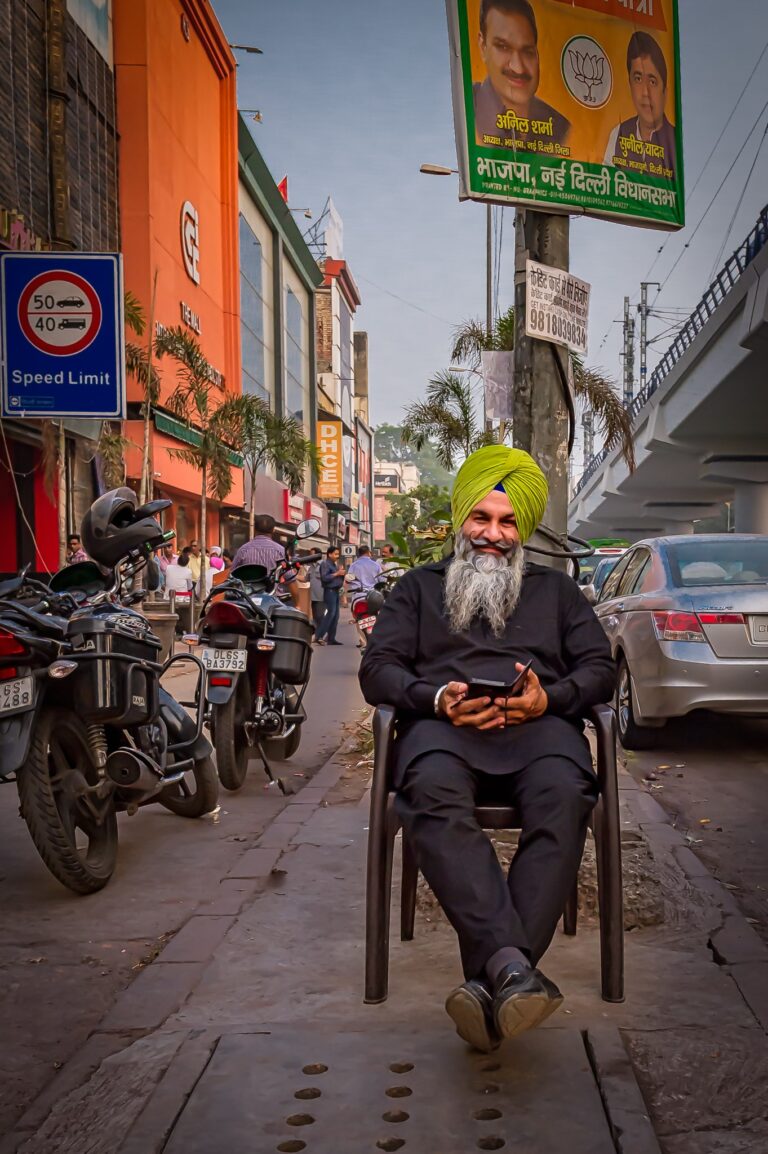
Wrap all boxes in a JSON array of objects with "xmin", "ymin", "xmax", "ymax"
[{"xmin": 396, "ymin": 751, "xmax": 599, "ymax": 981}]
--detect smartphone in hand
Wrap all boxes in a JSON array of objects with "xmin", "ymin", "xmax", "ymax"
[{"xmin": 465, "ymin": 661, "xmax": 534, "ymax": 702}]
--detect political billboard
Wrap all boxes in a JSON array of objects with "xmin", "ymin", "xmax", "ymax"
[{"xmin": 446, "ymin": 0, "xmax": 684, "ymax": 229}]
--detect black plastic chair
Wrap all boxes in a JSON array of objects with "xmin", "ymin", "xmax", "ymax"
[{"xmin": 364, "ymin": 704, "xmax": 624, "ymax": 1005}]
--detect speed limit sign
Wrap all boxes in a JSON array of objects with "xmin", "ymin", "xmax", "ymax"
[{"xmin": 19, "ymin": 270, "xmax": 102, "ymax": 356}]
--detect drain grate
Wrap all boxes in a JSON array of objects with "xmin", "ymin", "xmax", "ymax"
[{"xmin": 164, "ymin": 1027, "xmax": 617, "ymax": 1153}]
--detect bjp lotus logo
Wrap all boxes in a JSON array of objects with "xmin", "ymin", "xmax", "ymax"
[{"xmin": 562, "ymin": 36, "xmax": 612, "ymax": 109}]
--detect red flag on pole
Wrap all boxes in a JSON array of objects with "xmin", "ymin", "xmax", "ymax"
[{"xmin": 277, "ymin": 177, "xmax": 289, "ymax": 203}]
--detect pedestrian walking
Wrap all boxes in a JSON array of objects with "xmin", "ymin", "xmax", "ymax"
[
  {"xmin": 186, "ymin": 540, "xmax": 202, "ymax": 585},
  {"xmin": 308, "ymin": 559, "xmax": 326, "ymax": 635},
  {"xmin": 314, "ymin": 546, "xmax": 346, "ymax": 645},
  {"xmin": 209, "ymin": 545, "xmax": 225, "ymax": 571},
  {"xmin": 232, "ymin": 515, "xmax": 301, "ymax": 607},
  {"xmin": 66, "ymin": 534, "xmax": 88, "ymax": 565}
]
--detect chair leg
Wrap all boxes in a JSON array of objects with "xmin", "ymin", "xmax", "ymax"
[
  {"xmin": 594, "ymin": 797, "xmax": 625, "ymax": 1003},
  {"xmin": 364, "ymin": 802, "xmax": 399, "ymax": 1004},
  {"xmin": 563, "ymin": 873, "xmax": 579, "ymax": 936},
  {"xmin": 400, "ymin": 833, "xmax": 418, "ymax": 942}
]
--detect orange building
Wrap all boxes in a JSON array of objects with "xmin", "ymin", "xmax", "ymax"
[{"xmin": 113, "ymin": 0, "xmax": 242, "ymax": 549}]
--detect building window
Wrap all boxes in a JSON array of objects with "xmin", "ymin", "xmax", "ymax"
[
  {"xmin": 239, "ymin": 214, "xmax": 267, "ymax": 402},
  {"xmin": 285, "ymin": 287, "xmax": 305, "ymax": 425}
]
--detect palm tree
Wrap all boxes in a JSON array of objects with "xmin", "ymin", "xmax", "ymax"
[
  {"xmin": 401, "ymin": 371, "xmax": 497, "ymax": 470},
  {"xmin": 154, "ymin": 326, "xmax": 236, "ymax": 601},
  {"xmin": 218, "ymin": 393, "xmax": 321, "ymax": 537},
  {"xmin": 124, "ymin": 282, "xmax": 161, "ymax": 504},
  {"xmin": 451, "ymin": 306, "xmax": 635, "ymax": 470}
]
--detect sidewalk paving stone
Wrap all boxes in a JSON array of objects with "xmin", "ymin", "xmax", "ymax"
[
  {"xmin": 163, "ymin": 1026, "xmax": 617, "ymax": 1154},
  {"xmin": 99, "ymin": 962, "xmax": 208, "ymax": 1033},
  {"xmin": 158, "ymin": 916, "xmax": 236, "ymax": 964}
]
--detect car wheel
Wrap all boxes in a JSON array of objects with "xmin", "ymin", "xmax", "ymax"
[{"xmin": 616, "ymin": 657, "xmax": 661, "ymax": 750}]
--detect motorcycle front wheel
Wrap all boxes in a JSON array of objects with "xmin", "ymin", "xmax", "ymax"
[
  {"xmin": 212, "ymin": 689, "xmax": 250, "ymax": 791},
  {"xmin": 158, "ymin": 753, "xmax": 219, "ymax": 818},
  {"xmin": 17, "ymin": 707, "xmax": 118, "ymax": 894}
]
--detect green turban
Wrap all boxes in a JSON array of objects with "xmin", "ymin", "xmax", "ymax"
[{"xmin": 451, "ymin": 446, "xmax": 548, "ymax": 543}]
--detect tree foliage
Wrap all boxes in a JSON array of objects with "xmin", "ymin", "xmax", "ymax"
[
  {"xmin": 450, "ymin": 306, "xmax": 635, "ymax": 470},
  {"xmin": 218, "ymin": 393, "xmax": 321, "ymax": 536},
  {"xmin": 373, "ymin": 422, "xmax": 453, "ymax": 490},
  {"xmin": 401, "ymin": 371, "xmax": 497, "ymax": 470}
]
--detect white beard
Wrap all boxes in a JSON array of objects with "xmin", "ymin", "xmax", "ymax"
[{"xmin": 444, "ymin": 533, "xmax": 525, "ymax": 638}]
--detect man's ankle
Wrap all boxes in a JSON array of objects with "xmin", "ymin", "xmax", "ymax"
[{"xmin": 485, "ymin": 947, "xmax": 531, "ymax": 988}]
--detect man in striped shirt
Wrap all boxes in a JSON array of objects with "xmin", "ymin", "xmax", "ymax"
[{"xmin": 232, "ymin": 515, "xmax": 300, "ymax": 606}]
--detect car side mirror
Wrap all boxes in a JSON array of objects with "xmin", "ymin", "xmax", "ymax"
[
  {"xmin": 296, "ymin": 517, "xmax": 320, "ymax": 540},
  {"xmin": 582, "ymin": 584, "xmax": 597, "ymax": 605}
]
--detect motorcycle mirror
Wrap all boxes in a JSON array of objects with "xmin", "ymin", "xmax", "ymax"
[{"xmin": 295, "ymin": 517, "xmax": 320, "ymax": 540}]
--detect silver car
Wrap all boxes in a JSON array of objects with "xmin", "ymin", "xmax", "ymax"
[{"xmin": 589, "ymin": 535, "xmax": 768, "ymax": 749}]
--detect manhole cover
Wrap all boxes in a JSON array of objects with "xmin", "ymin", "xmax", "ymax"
[{"xmin": 164, "ymin": 1027, "xmax": 617, "ymax": 1153}]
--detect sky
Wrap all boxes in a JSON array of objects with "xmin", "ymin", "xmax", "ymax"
[{"xmin": 215, "ymin": 0, "xmax": 768, "ymax": 459}]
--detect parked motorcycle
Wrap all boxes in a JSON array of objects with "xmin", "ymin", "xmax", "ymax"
[
  {"xmin": 348, "ymin": 572, "xmax": 397, "ymax": 648},
  {"xmin": 197, "ymin": 518, "xmax": 321, "ymax": 793},
  {"xmin": 0, "ymin": 489, "xmax": 217, "ymax": 895}
]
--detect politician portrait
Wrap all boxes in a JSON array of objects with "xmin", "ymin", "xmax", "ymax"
[{"xmin": 604, "ymin": 31, "xmax": 677, "ymax": 181}]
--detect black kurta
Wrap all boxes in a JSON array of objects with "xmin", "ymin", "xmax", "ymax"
[{"xmin": 359, "ymin": 559, "xmax": 616, "ymax": 786}]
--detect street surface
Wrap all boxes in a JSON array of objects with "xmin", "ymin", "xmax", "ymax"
[
  {"xmin": 0, "ymin": 619, "xmax": 364, "ymax": 1135},
  {"xmin": 624, "ymin": 713, "xmax": 768, "ymax": 946}
]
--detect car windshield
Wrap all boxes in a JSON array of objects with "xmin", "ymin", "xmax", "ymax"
[
  {"xmin": 593, "ymin": 557, "xmax": 620, "ymax": 592},
  {"xmin": 667, "ymin": 540, "xmax": 768, "ymax": 586}
]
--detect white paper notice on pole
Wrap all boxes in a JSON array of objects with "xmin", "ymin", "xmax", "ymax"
[
  {"xmin": 525, "ymin": 260, "xmax": 590, "ymax": 357},
  {"xmin": 480, "ymin": 351, "xmax": 513, "ymax": 422}
]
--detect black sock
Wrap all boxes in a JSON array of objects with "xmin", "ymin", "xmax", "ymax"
[{"xmin": 485, "ymin": 947, "xmax": 531, "ymax": 987}]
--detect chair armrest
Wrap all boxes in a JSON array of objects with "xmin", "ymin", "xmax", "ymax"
[{"xmin": 372, "ymin": 706, "xmax": 397, "ymax": 800}]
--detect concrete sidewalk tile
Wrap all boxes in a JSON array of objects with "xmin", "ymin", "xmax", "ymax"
[
  {"xmin": 226, "ymin": 846, "xmax": 282, "ymax": 878},
  {"xmin": 630, "ymin": 793, "xmax": 670, "ymax": 824},
  {"xmin": 672, "ymin": 845, "xmax": 711, "ymax": 879},
  {"xmin": 117, "ymin": 1033, "xmax": 219, "ymax": 1154},
  {"xmin": 709, "ymin": 915, "xmax": 768, "ymax": 966},
  {"xmin": 256, "ymin": 823, "xmax": 302, "ymax": 849},
  {"xmin": 585, "ymin": 1026, "xmax": 662, "ymax": 1154},
  {"xmin": 686, "ymin": 874, "xmax": 740, "ymax": 914},
  {"xmin": 197, "ymin": 880, "xmax": 257, "ymax": 916},
  {"xmin": 6, "ymin": 1033, "xmax": 133, "ymax": 1139},
  {"xmin": 729, "ymin": 962, "xmax": 768, "ymax": 1029},
  {"xmin": 99, "ymin": 963, "xmax": 208, "ymax": 1032},
  {"xmin": 159, "ymin": 916, "xmax": 236, "ymax": 964},
  {"xmin": 273, "ymin": 803, "xmax": 315, "ymax": 823},
  {"xmin": 310, "ymin": 761, "xmax": 346, "ymax": 789},
  {"xmin": 289, "ymin": 787, "xmax": 328, "ymax": 805}
]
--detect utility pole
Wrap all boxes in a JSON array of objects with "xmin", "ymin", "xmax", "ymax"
[
  {"xmin": 622, "ymin": 296, "xmax": 636, "ymax": 409},
  {"xmin": 637, "ymin": 281, "xmax": 660, "ymax": 395},
  {"xmin": 513, "ymin": 209, "xmax": 570, "ymax": 569},
  {"xmin": 582, "ymin": 409, "xmax": 594, "ymax": 473}
]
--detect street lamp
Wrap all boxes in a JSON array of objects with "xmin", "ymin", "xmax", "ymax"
[
  {"xmin": 230, "ymin": 43, "xmax": 263, "ymax": 54},
  {"xmin": 289, "ymin": 208, "xmax": 313, "ymax": 220},
  {"xmin": 419, "ymin": 162, "xmax": 493, "ymax": 340},
  {"xmin": 239, "ymin": 109, "xmax": 263, "ymax": 123}
]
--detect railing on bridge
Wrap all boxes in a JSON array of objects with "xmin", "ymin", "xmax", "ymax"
[{"xmin": 574, "ymin": 204, "xmax": 768, "ymax": 496}]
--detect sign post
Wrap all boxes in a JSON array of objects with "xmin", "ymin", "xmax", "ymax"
[{"xmin": 0, "ymin": 252, "xmax": 125, "ymax": 419}]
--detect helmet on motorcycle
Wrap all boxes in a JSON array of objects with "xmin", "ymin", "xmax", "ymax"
[
  {"xmin": 81, "ymin": 488, "xmax": 167, "ymax": 568},
  {"xmin": 365, "ymin": 589, "xmax": 385, "ymax": 614}
]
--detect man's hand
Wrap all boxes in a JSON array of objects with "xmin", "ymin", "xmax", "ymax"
[
  {"xmin": 437, "ymin": 682, "xmax": 506, "ymax": 731},
  {"xmin": 494, "ymin": 663, "xmax": 548, "ymax": 727}
]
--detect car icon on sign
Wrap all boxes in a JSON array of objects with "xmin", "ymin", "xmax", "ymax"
[
  {"xmin": 58, "ymin": 318, "xmax": 87, "ymax": 330},
  {"xmin": 57, "ymin": 296, "xmax": 85, "ymax": 308}
]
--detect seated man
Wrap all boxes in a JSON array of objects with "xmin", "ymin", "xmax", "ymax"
[{"xmin": 359, "ymin": 446, "xmax": 615, "ymax": 1051}]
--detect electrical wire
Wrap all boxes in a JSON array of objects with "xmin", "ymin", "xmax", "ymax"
[
  {"xmin": 655, "ymin": 100, "xmax": 768, "ymax": 300},
  {"xmin": 596, "ymin": 36, "xmax": 768, "ymax": 353},
  {"xmin": 708, "ymin": 119, "xmax": 768, "ymax": 279},
  {"xmin": 356, "ymin": 275, "xmax": 456, "ymax": 326}
]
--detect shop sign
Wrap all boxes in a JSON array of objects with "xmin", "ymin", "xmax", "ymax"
[
  {"xmin": 0, "ymin": 208, "xmax": 46, "ymax": 252},
  {"xmin": 446, "ymin": 0, "xmax": 684, "ymax": 230},
  {"xmin": 318, "ymin": 420, "xmax": 343, "ymax": 501},
  {"xmin": 375, "ymin": 472, "xmax": 400, "ymax": 490},
  {"xmin": 181, "ymin": 201, "xmax": 200, "ymax": 284},
  {"xmin": 283, "ymin": 489, "xmax": 305, "ymax": 525},
  {"xmin": 180, "ymin": 300, "xmax": 201, "ymax": 334}
]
